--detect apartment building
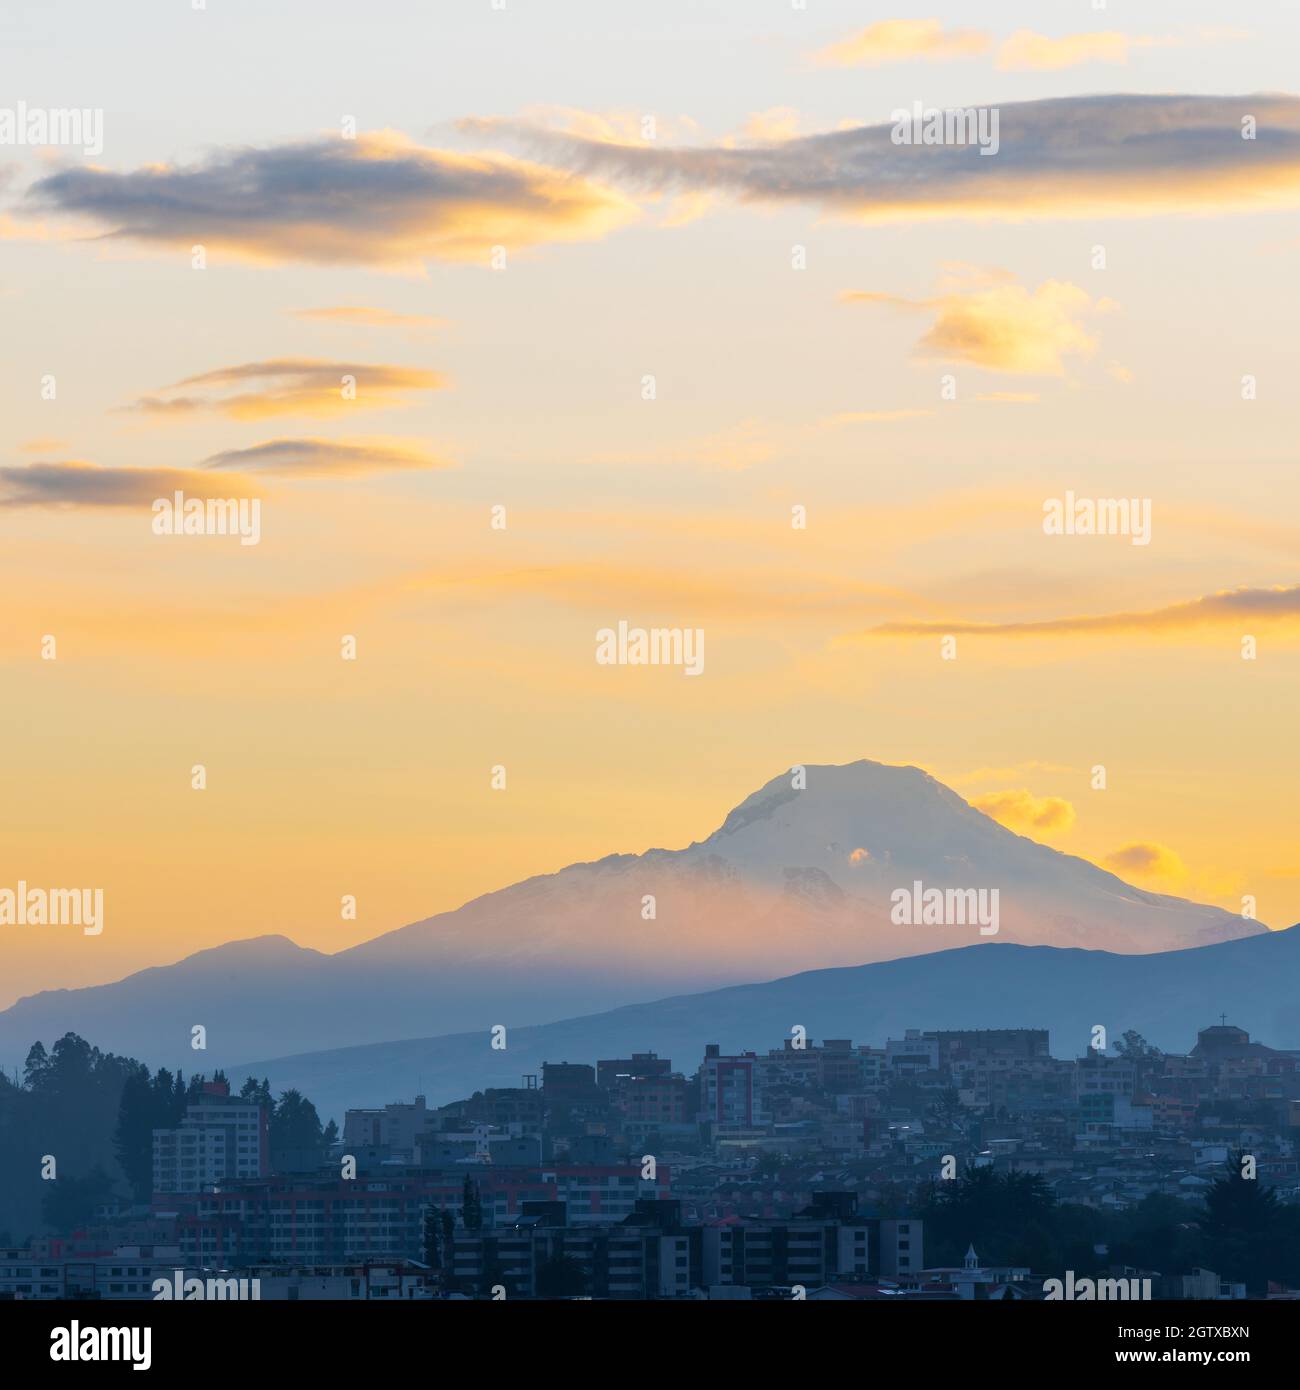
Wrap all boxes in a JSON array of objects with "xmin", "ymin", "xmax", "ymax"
[{"xmin": 152, "ymin": 1081, "xmax": 268, "ymax": 1195}]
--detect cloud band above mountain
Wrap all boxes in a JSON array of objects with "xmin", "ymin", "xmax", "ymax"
[
  {"xmin": 864, "ymin": 585, "xmax": 1300, "ymax": 639},
  {"xmin": 464, "ymin": 94, "xmax": 1300, "ymax": 222},
  {"xmin": 26, "ymin": 132, "xmax": 637, "ymax": 266}
]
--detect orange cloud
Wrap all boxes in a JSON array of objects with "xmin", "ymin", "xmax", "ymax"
[
  {"xmin": 864, "ymin": 585, "xmax": 1300, "ymax": 641},
  {"xmin": 0, "ymin": 460, "xmax": 262, "ymax": 508},
  {"xmin": 844, "ymin": 274, "xmax": 1107, "ymax": 375},
  {"xmin": 124, "ymin": 359, "xmax": 447, "ymax": 421},
  {"xmin": 202, "ymin": 436, "xmax": 456, "ymax": 477},
  {"xmin": 1104, "ymin": 842, "xmax": 1187, "ymax": 881},
  {"xmin": 821, "ymin": 409, "xmax": 935, "ymax": 426},
  {"xmin": 998, "ymin": 31, "xmax": 1137, "ymax": 71},
  {"xmin": 292, "ymin": 306, "xmax": 446, "ymax": 333},
  {"xmin": 813, "ymin": 19, "xmax": 991, "ymax": 68},
  {"xmin": 997, "ymin": 29, "xmax": 1246, "ymax": 72},
  {"xmin": 972, "ymin": 788, "xmax": 1077, "ymax": 834},
  {"xmin": 740, "ymin": 107, "xmax": 805, "ymax": 143}
]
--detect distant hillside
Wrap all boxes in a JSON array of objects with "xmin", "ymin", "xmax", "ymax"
[{"xmin": 231, "ymin": 924, "xmax": 1300, "ymax": 1124}]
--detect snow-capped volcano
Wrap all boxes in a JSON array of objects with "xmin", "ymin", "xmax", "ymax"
[
  {"xmin": 351, "ymin": 759, "xmax": 1259, "ymax": 975},
  {"xmin": 0, "ymin": 760, "xmax": 1262, "ymax": 1070}
]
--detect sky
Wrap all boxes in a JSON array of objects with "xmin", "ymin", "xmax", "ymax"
[{"xmin": 2, "ymin": 0, "xmax": 1300, "ymax": 1007}]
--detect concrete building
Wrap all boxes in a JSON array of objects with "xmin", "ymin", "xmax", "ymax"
[
  {"xmin": 700, "ymin": 1045, "xmax": 764, "ymax": 1127},
  {"xmin": 701, "ymin": 1194, "xmax": 921, "ymax": 1289},
  {"xmin": 152, "ymin": 1082, "xmax": 267, "ymax": 1195},
  {"xmin": 449, "ymin": 1199, "xmax": 698, "ymax": 1299}
]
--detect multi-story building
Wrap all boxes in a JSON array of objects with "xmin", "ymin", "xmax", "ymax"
[
  {"xmin": 152, "ymin": 1082, "xmax": 267, "ymax": 1195},
  {"xmin": 342, "ymin": 1096, "xmax": 430, "ymax": 1159},
  {"xmin": 597, "ymin": 1053, "xmax": 673, "ymax": 1089},
  {"xmin": 449, "ymin": 1199, "xmax": 699, "ymax": 1298},
  {"xmin": 885, "ymin": 1031, "xmax": 941, "ymax": 1072},
  {"xmin": 1074, "ymin": 1053, "xmax": 1136, "ymax": 1103},
  {"xmin": 160, "ymin": 1162, "xmax": 672, "ymax": 1264},
  {"xmin": 700, "ymin": 1045, "xmax": 764, "ymax": 1126},
  {"xmin": 0, "ymin": 1246, "xmax": 184, "ymax": 1300},
  {"xmin": 0, "ymin": 1248, "xmax": 433, "ymax": 1301},
  {"xmin": 702, "ymin": 1194, "xmax": 921, "ymax": 1289},
  {"xmin": 542, "ymin": 1062, "xmax": 601, "ymax": 1105},
  {"xmin": 611, "ymin": 1074, "xmax": 692, "ymax": 1126},
  {"xmin": 457, "ymin": 1086, "xmax": 545, "ymax": 1129}
]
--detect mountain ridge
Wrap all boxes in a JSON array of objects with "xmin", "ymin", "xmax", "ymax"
[
  {"xmin": 228, "ymin": 924, "xmax": 1300, "ymax": 1122},
  {"xmin": 0, "ymin": 759, "xmax": 1264, "ymax": 1071}
]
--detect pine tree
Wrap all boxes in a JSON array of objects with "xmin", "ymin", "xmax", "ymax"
[{"xmin": 423, "ymin": 1205, "xmax": 442, "ymax": 1268}]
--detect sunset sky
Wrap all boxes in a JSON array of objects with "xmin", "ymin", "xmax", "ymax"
[{"xmin": 3, "ymin": 0, "xmax": 1300, "ymax": 1007}]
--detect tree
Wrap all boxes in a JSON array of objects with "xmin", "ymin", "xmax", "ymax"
[
  {"xmin": 922, "ymin": 1166, "xmax": 1058, "ymax": 1268},
  {"xmin": 23, "ymin": 1042, "xmax": 49, "ymax": 1091},
  {"xmin": 270, "ymin": 1090, "xmax": 326, "ymax": 1167},
  {"xmin": 462, "ymin": 1175, "xmax": 484, "ymax": 1231},
  {"xmin": 1199, "ymin": 1155, "xmax": 1300, "ymax": 1292},
  {"xmin": 1111, "ymin": 1192, "xmax": 1202, "ymax": 1274},
  {"xmin": 423, "ymin": 1205, "xmax": 443, "ymax": 1268},
  {"xmin": 112, "ymin": 1065, "xmax": 156, "ymax": 1202},
  {"xmin": 240, "ymin": 1077, "xmax": 273, "ymax": 1108},
  {"xmin": 1114, "ymin": 1030, "xmax": 1162, "ymax": 1060},
  {"xmin": 41, "ymin": 1166, "xmax": 118, "ymax": 1233}
]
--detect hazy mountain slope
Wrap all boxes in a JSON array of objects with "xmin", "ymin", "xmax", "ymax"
[
  {"xmin": 233, "ymin": 925, "xmax": 1300, "ymax": 1123},
  {"xmin": 0, "ymin": 936, "xmax": 337, "ymax": 1072},
  {"xmin": 347, "ymin": 761, "xmax": 1257, "ymax": 978},
  {"xmin": 0, "ymin": 760, "xmax": 1262, "ymax": 1072}
]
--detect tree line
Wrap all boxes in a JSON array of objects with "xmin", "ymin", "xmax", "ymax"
[{"xmin": 0, "ymin": 1032, "xmax": 335, "ymax": 1243}]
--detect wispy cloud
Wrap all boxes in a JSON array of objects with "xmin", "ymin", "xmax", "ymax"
[
  {"xmin": 392, "ymin": 560, "xmax": 918, "ymax": 624},
  {"xmin": 0, "ymin": 460, "xmax": 260, "ymax": 507},
  {"xmin": 27, "ymin": 132, "xmax": 637, "ymax": 267},
  {"xmin": 292, "ymin": 306, "xmax": 447, "ymax": 333},
  {"xmin": 124, "ymin": 359, "xmax": 447, "ymax": 421},
  {"xmin": 863, "ymin": 585, "xmax": 1300, "ymax": 639},
  {"xmin": 999, "ymin": 31, "xmax": 1146, "ymax": 71},
  {"xmin": 997, "ymin": 28, "xmax": 1249, "ymax": 72},
  {"xmin": 821, "ymin": 409, "xmax": 935, "ymax": 426},
  {"xmin": 843, "ymin": 271, "xmax": 1110, "ymax": 375},
  {"xmin": 465, "ymin": 94, "xmax": 1300, "ymax": 223},
  {"xmin": 202, "ymin": 436, "xmax": 456, "ymax": 477}
]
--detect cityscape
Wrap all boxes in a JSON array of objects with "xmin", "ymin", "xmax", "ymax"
[{"xmin": 3, "ymin": 1015, "xmax": 1298, "ymax": 1302}]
